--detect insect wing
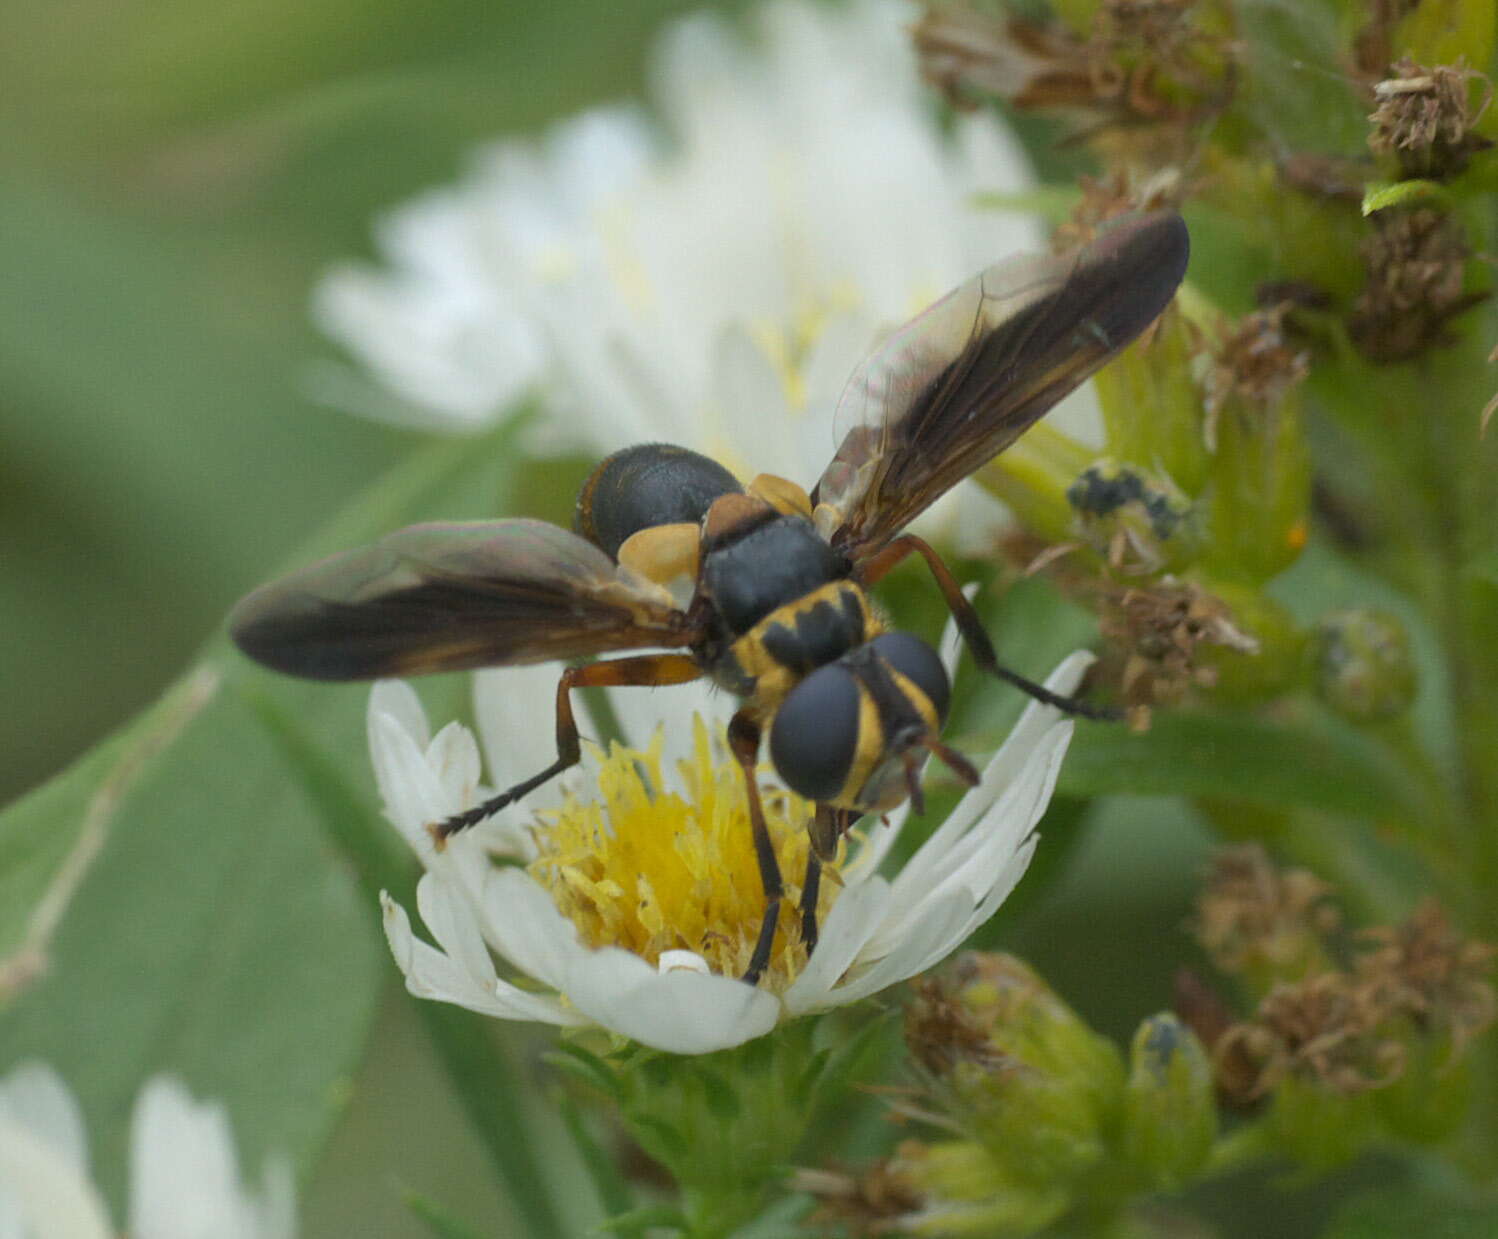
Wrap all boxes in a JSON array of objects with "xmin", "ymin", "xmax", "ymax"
[
  {"xmin": 230, "ymin": 518, "xmax": 693, "ymax": 681},
  {"xmin": 813, "ymin": 211, "xmax": 1190, "ymax": 558}
]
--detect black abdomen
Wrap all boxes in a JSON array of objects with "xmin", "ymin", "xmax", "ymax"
[{"xmin": 574, "ymin": 443, "xmax": 741, "ymax": 559}]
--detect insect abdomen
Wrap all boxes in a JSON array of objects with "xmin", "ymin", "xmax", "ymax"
[{"xmin": 574, "ymin": 443, "xmax": 742, "ymax": 559}]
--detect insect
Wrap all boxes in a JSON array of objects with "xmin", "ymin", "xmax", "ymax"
[{"xmin": 231, "ymin": 211, "xmax": 1189, "ymax": 984}]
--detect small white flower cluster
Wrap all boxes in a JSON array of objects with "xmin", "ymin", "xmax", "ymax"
[
  {"xmin": 0, "ymin": 1063, "xmax": 293, "ymax": 1239},
  {"xmin": 312, "ymin": 0, "xmax": 1040, "ymax": 487}
]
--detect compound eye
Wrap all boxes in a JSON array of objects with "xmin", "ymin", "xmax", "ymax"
[
  {"xmin": 868, "ymin": 632, "xmax": 950, "ymax": 724},
  {"xmin": 769, "ymin": 663, "xmax": 860, "ymax": 803}
]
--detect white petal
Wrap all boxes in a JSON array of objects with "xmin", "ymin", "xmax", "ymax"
[
  {"xmin": 657, "ymin": 950, "xmax": 711, "ymax": 975},
  {"xmin": 416, "ymin": 872, "xmax": 503, "ymax": 988},
  {"xmin": 0, "ymin": 1115, "xmax": 111, "ymax": 1239},
  {"xmin": 0, "ymin": 1062, "xmax": 89, "ymax": 1176},
  {"xmin": 827, "ymin": 889, "xmax": 975, "ymax": 1007},
  {"xmin": 381, "ymin": 892, "xmax": 580, "ymax": 1027},
  {"xmin": 368, "ymin": 679, "xmax": 429, "ymax": 751},
  {"xmin": 564, "ymin": 948, "xmax": 780, "ymax": 1054},
  {"xmin": 868, "ymin": 716, "xmax": 1070, "ymax": 959},
  {"xmin": 369, "ymin": 705, "xmax": 449, "ymax": 843},
  {"xmin": 880, "ymin": 653, "xmax": 1091, "ymax": 906},
  {"xmin": 427, "ymin": 721, "xmax": 483, "ymax": 814},
  {"xmin": 782, "ymin": 876, "xmax": 890, "ymax": 1014},
  {"xmin": 129, "ymin": 1077, "xmax": 266, "ymax": 1239},
  {"xmin": 478, "ymin": 868, "xmax": 590, "ymax": 993}
]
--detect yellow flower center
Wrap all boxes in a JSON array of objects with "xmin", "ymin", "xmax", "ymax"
[{"xmin": 527, "ymin": 717, "xmax": 835, "ymax": 991}]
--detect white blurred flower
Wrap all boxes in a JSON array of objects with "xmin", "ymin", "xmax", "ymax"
[
  {"xmin": 375, "ymin": 652, "xmax": 1090, "ymax": 1056},
  {"xmin": 312, "ymin": 0, "xmax": 1043, "ymax": 488},
  {"xmin": 0, "ymin": 1065, "xmax": 294, "ymax": 1239}
]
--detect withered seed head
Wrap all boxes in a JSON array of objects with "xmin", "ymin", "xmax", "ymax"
[
  {"xmin": 1368, "ymin": 58, "xmax": 1494, "ymax": 179},
  {"xmin": 912, "ymin": 0, "xmax": 1230, "ymax": 166},
  {"xmin": 797, "ymin": 1158, "xmax": 926, "ymax": 1236},
  {"xmin": 1203, "ymin": 307, "xmax": 1310, "ymax": 423},
  {"xmin": 905, "ymin": 974, "xmax": 1005, "ymax": 1077},
  {"xmin": 1355, "ymin": 900, "xmax": 1497, "ymax": 1056},
  {"xmin": 1350, "ymin": 208, "xmax": 1483, "ymax": 363},
  {"xmin": 1097, "ymin": 577, "xmax": 1258, "ymax": 709},
  {"xmin": 1193, "ymin": 844, "xmax": 1339, "ymax": 979},
  {"xmin": 1052, "ymin": 170, "xmax": 1190, "ymax": 253},
  {"xmin": 1214, "ymin": 972, "xmax": 1407, "ymax": 1102}
]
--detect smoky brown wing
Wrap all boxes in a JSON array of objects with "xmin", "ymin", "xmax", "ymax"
[
  {"xmin": 229, "ymin": 518, "xmax": 694, "ymax": 681},
  {"xmin": 813, "ymin": 211, "xmax": 1189, "ymax": 559}
]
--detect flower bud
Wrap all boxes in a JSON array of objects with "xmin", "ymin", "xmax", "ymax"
[
  {"xmin": 1197, "ymin": 311, "xmax": 1312, "ymax": 587},
  {"xmin": 1067, "ymin": 458, "xmax": 1202, "ymax": 573},
  {"xmin": 907, "ymin": 955, "xmax": 1125, "ymax": 1189},
  {"xmin": 1193, "ymin": 581, "xmax": 1303, "ymax": 704},
  {"xmin": 1094, "ymin": 301, "xmax": 1212, "ymax": 496},
  {"xmin": 893, "ymin": 1140, "xmax": 1071, "ymax": 1236},
  {"xmin": 979, "ymin": 422, "xmax": 1098, "ymax": 545},
  {"xmin": 1120, "ymin": 1013, "xmax": 1217, "ymax": 1190},
  {"xmin": 1266, "ymin": 1076, "xmax": 1381, "ymax": 1171},
  {"xmin": 1310, "ymin": 608, "xmax": 1417, "ymax": 722},
  {"xmin": 1372, "ymin": 1039, "xmax": 1472, "ymax": 1145}
]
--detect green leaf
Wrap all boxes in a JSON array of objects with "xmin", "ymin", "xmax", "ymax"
[
  {"xmin": 1362, "ymin": 179, "xmax": 1451, "ymax": 216},
  {"xmin": 545, "ymin": 1043, "xmax": 624, "ymax": 1101},
  {"xmin": 0, "ymin": 419, "xmax": 552, "ymax": 1217},
  {"xmin": 1057, "ymin": 707, "xmax": 1426, "ymax": 824},
  {"xmin": 1323, "ymin": 1186, "xmax": 1498, "ymax": 1239},
  {"xmin": 557, "ymin": 1093, "xmax": 636, "ymax": 1226},
  {"xmin": 0, "ymin": 663, "xmax": 382, "ymax": 1211},
  {"xmin": 405, "ymin": 1191, "xmax": 490, "ymax": 1239},
  {"xmin": 599, "ymin": 1203, "xmax": 689, "ymax": 1236}
]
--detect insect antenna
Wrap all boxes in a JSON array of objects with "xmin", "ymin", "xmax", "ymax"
[{"xmin": 923, "ymin": 735, "xmax": 980, "ymax": 787}]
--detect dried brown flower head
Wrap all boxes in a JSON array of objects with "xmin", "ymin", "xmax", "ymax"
[
  {"xmin": 906, "ymin": 974, "xmax": 1006, "ymax": 1077},
  {"xmin": 1052, "ymin": 170, "xmax": 1191, "ymax": 253},
  {"xmin": 912, "ymin": 0, "xmax": 1231, "ymax": 166},
  {"xmin": 1368, "ymin": 58, "xmax": 1493, "ymax": 179},
  {"xmin": 1193, "ymin": 844, "xmax": 1340, "ymax": 980},
  {"xmin": 797, "ymin": 1156, "xmax": 926, "ymax": 1236},
  {"xmin": 1355, "ymin": 900, "xmax": 1497, "ymax": 1056},
  {"xmin": 1350, "ymin": 207, "xmax": 1483, "ymax": 362},
  {"xmin": 1214, "ymin": 972, "xmax": 1406, "ymax": 1101},
  {"xmin": 1097, "ymin": 576, "xmax": 1258, "ymax": 709},
  {"xmin": 1202, "ymin": 307, "xmax": 1310, "ymax": 450}
]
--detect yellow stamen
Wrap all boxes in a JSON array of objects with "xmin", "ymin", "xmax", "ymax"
[{"xmin": 528, "ymin": 717, "xmax": 836, "ymax": 991}]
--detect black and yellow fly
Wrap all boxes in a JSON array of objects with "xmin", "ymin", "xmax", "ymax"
[{"xmin": 231, "ymin": 211, "xmax": 1190, "ymax": 982}]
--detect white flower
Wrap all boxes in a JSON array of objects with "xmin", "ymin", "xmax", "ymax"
[
  {"xmin": 312, "ymin": 0, "xmax": 1044, "ymax": 482},
  {"xmin": 0, "ymin": 1064, "xmax": 294, "ymax": 1239},
  {"xmin": 375, "ymin": 651, "xmax": 1090, "ymax": 1056}
]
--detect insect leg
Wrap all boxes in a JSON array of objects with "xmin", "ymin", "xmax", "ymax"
[
  {"xmin": 861, "ymin": 534, "xmax": 1120, "ymax": 721},
  {"xmin": 727, "ymin": 709, "xmax": 783, "ymax": 986},
  {"xmin": 801, "ymin": 804, "xmax": 859, "ymax": 954},
  {"xmin": 800, "ymin": 850, "xmax": 822, "ymax": 954},
  {"xmin": 433, "ymin": 653, "xmax": 703, "ymax": 841}
]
